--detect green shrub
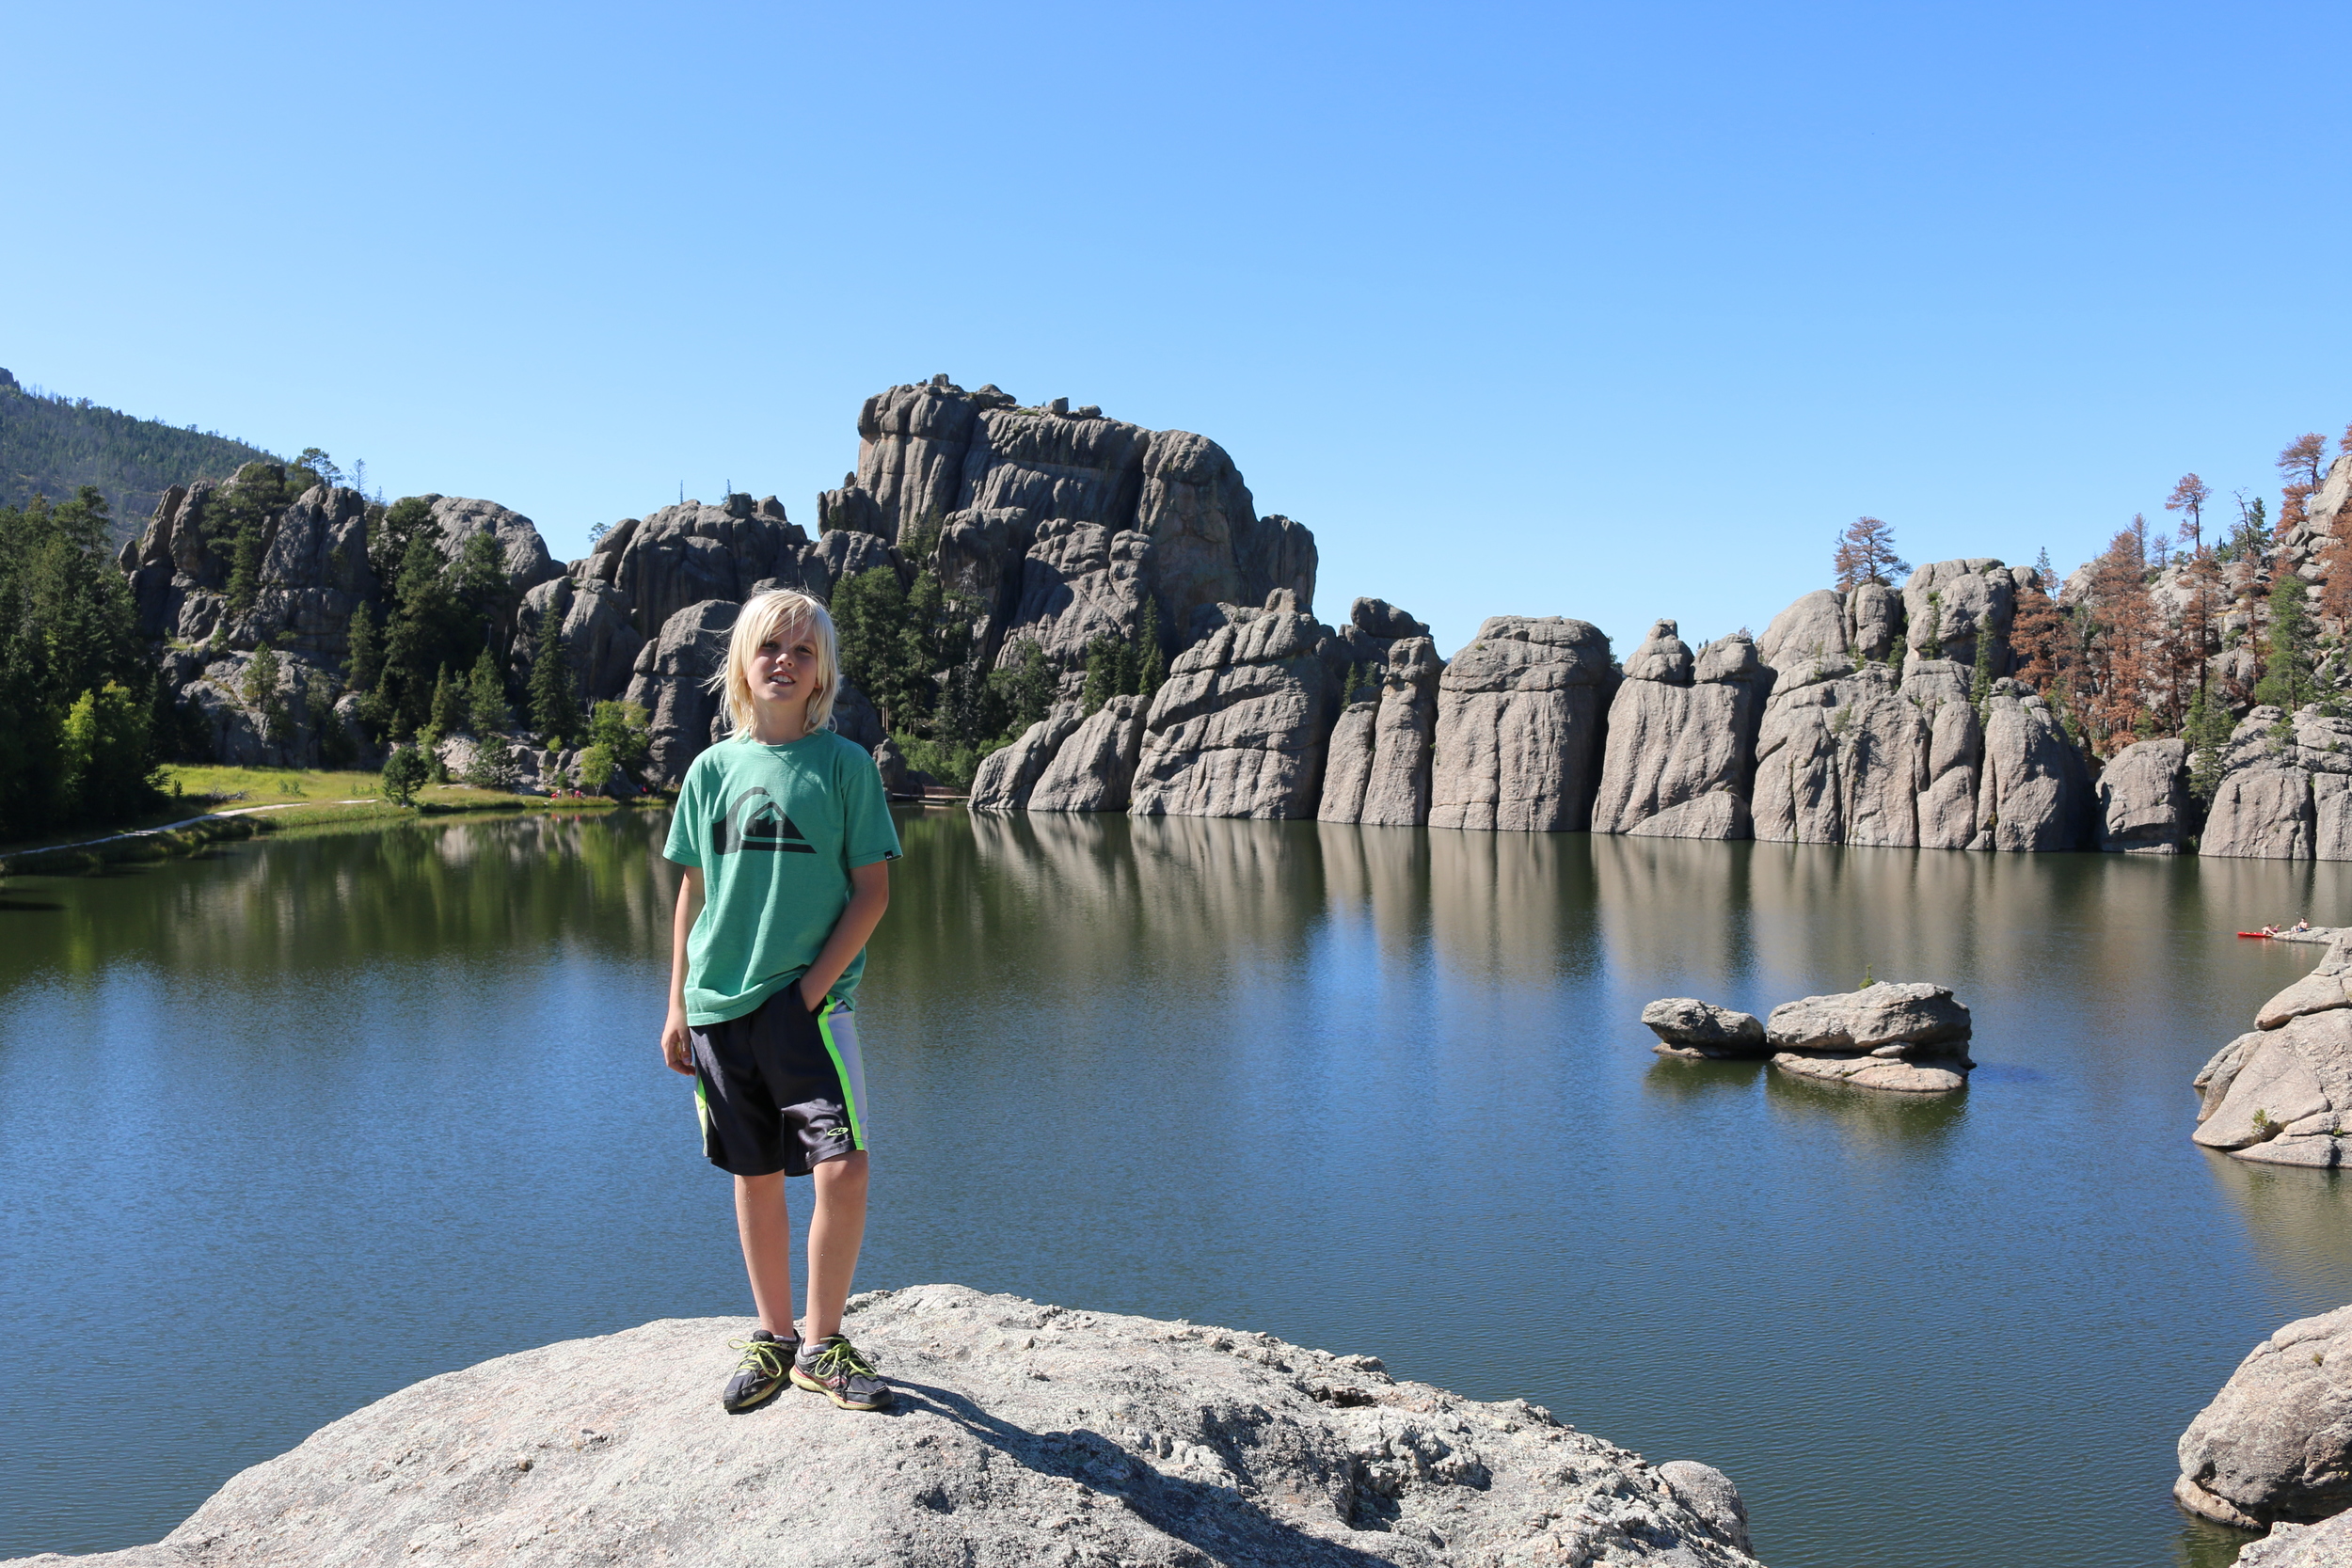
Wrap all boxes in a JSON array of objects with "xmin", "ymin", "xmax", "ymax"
[{"xmin": 381, "ymin": 745, "xmax": 431, "ymax": 806}]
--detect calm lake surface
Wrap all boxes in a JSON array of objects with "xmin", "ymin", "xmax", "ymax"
[{"xmin": 5, "ymin": 809, "xmax": 2351, "ymax": 1567}]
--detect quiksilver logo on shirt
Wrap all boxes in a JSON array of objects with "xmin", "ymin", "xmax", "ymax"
[{"xmin": 713, "ymin": 787, "xmax": 816, "ymax": 855}]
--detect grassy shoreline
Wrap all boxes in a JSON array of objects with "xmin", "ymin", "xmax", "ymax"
[{"xmin": 0, "ymin": 766, "xmax": 668, "ymax": 876}]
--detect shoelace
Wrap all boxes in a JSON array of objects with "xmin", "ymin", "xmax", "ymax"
[
  {"xmin": 729, "ymin": 1338, "xmax": 795, "ymax": 1378},
  {"xmin": 807, "ymin": 1338, "xmax": 879, "ymax": 1381}
]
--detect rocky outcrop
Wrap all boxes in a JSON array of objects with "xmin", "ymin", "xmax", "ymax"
[
  {"xmin": 123, "ymin": 477, "xmax": 379, "ymax": 658},
  {"xmin": 2233, "ymin": 1509, "xmax": 2352, "ymax": 1566},
  {"xmin": 1591, "ymin": 623, "xmax": 1766, "ymax": 840},
  {"xmin": 1971, "ymin": 679, "xmax": 2093, "ymax": 850},
  {"xmin": 577, "ymin": 493, "xmax": 823, "ymax": 644},
  {"xmin": 1749, "ymin": 582, "xmax": 2088, "ymax": 851},
  {"xmin": 823, "ymin": 378, "xmax": 1317, "ymax": 683},
  {"xmin": 620, "ymin": 599, "xmax": 739, "ymax": 786},
  {"xmin": 1129, "ymin": 590, "xmax": 1342, "ymax": 820},
  {"xmin": 2097, "ymin": 737, "xmax": 2192, "ymax": 853},
  {"xmin": 1765, "ymin": 982, "xmax": 1974, "ymax": 1092},
  {"xmin": 1028, "ymin": 696, "xmax": 1150, "ymax": 813},
  {"xmin": 1902, "ymin": 558, "xmax": 2031, "ymax": 672},
  {"xmin": 514, "ymin": 577, "xmax": 644, "ymax": 706},
  {"xmin": 2201, "ymin": 707, "xmax": 2352, "ymax": 861},
  {"xmin": 9, "ymin": 1284, "xmax": 1764, "ymax": 1568},
  {"xmin": 969, "ymin": 705, "xmax": 1087, "ymax": 812},
  {"xmin": 2175, "ymin": 1301, "xmax": 2352, "ymax": 1528},
  {"xmin": 2191, "ymin": 936, "xmax": 2352, "ymax": 1168},
  {"xmin": 1641, "ymin": 998, "xmax": 1768, "ymax": 1059},
  {"xmin": 1318, "ymin": 600, "xmax": 1443, "ymax": 827},
  {"xmin": 1427, "ymin": 617, "xmax": 1615, "ymax": 832}
]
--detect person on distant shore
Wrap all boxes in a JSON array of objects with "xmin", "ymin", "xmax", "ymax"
[{"xmin": 659, "ymin": 588, "xmax": 899, "ymax": 1414}]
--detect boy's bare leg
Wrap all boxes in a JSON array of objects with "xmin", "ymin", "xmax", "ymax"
[
  {"xmin": 803, "ymin": 1151, "xmax": 869, "ymax": 1342},
  {"xmin": 734, "ymin": 1173, "xmax": 797, "ymax": 1338}
]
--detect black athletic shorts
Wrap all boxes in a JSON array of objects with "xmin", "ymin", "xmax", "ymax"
[{"xmin": 690, "ymin": 989, "xmax": 868, "ymax": 1178}]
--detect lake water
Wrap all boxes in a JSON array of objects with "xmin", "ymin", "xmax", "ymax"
[{"xmin": 4, "ymin": 809, "xmax": 2350, "ymax": 1568}]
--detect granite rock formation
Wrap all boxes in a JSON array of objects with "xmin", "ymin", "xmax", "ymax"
[
  {"xmin": 1427, "ymin": 616, "xmax": 1615, "ymax": 832},
  {"xmin": 2201, "ymin": 707, "xmax": 2352, "ymax": 861},
  {"xmin": 514, "ymin": 577, "xmax": 644, "ymax": 707},
  {"xmin": 1590, "ymin": 622, "xmax": 1766, "ymax": 840},
  {"xmin": 822, "ymin": 377, "xmax": 1317, "ymax": 682},
  {"xmin": 1641, "ymin": 998, "xmax": 1769, "ymax": 1059},
  {"xmin": 2175, "ymin": 1300, "xmax": 2352, "ymax": 1528},
  {"xmin": 2096, "ymin": 737, "xmax": 2192, "ymax": 853},
  {"xmin": 1902, "ymin": 558, "xmax": 2033, "ymax": 673},
  {"xmin": 620, "ymin": 600, "xmax": 739, "ymax": 786},
  {"xmin": 1318, "ymin": 600, "xmax": 1443, "ymax": 827},
  {"xmin": 2191, "ymin": 936, "xmax": 2352, "ymax": 1168},
  {"xmin": 578, "ymin": 494, "xmax": 825, "ymax": 646},
  {"xmin": 1028, "ymin": 696, "xmax": 1150, "ymax": 813},
  {"xmin": 2232, "ymin": 1509, "xmax": 2352, "ymax": 1566},
  {"xmin": 1765, "ymin": 982, "xmax": 1974, "ymax": 1092},
  {"xmin": 6, "ymin": 1285, "xmax": 1765, "ymax": 1568},
  {"xmin": 1129, "ymin": 590, "xmax": 1343, "ymax": 820},
  {"xmin": 968, "ymin": 705, "xmax": 1087, "ymax": 812},
  {"xmin": 1748, "ymin": 573, "xmax": 2088, "ymax": 851}
]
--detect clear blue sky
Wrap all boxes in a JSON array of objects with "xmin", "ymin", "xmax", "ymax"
[{"xmin": 10, "ymin": 0, "xmax": 2351, "ymax": 657}]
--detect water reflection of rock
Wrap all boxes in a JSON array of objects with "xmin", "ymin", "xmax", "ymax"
[
  {"xmin": 2203, "ymin": 1152, "xmax": 2352, "ymax": 1306},
  {"xmin": 1762, "ymin": 1062, "xmax": 1966, "ymax": 1152},
  {"xmin": 1425, "ymin": 827, "xmax": 1601, "ymax": 984},
  {"xmin": 1642, "ymin": 1056, "xmax": 1766, "ymax": 1103},
  {"xmin": 1315, "ymin": 823, "xmax": 1430, "ymax": 958}
]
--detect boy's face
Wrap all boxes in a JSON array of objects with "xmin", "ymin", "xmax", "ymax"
[{"xmin": 750, "ymin": 623, "xmax": 822, "ymax": 714}]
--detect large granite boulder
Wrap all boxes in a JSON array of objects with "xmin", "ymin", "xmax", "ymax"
[
  {"xmin": 1591, "ymin": 624, "xmax": 1766, "ymax": 840},
  {"xmin": 1847, "ymin": 580, "xmax": 1905, "ymax": 660},
  {"xmin": 620, "ymin": 599, "xmax": 739, "ymax": 786},
  {"xmin": 2202, "ymin": 707, "xmax": 2352, "ymax": 861},
  {"xmin": 1641, "ymin": 998, "xmax": 1768, "ymax": 1060},
  {"xmin": 968, "ymin": 705, "xmax": 1086, "ymax": 812},
  {"xmin": 427, "ymin": 496, "xmax": 564, "ymax": 600},
  {"xmin": 1028, "ymin": 695, "xmax": 1150, "ymax": 813},
  {"xmin": 1902, "ymin": 558, "xmax": 2023, "ymax": 672},
  {"xmin": 2191, "ymin": 936, "xmax": 2352, "ymax": 1168},
  {"xmin": 177, "ymin": 649, "xmax": 342, "ymax": 768},
  {"xmin": 819, "ymin": 380, "xmax": 1318, "ymax": 686},
  {"xmin": 1319, "ymin": 601, "xmax": 1443, "ymax": 827},
  {"xmin": 1129, "ymin": 590, "xmax": 1340, "ymax": 820},
  {"xmin": 2175, "ymin": 1301, "xmax": 2352, "ymax": 1528},
  {"xmin": 6, "ymin": 1285, "xmax": 1765, "ymax": 1568},
  {"xmin": 1765, "ymin": 982, "xmax": 1974, "ymax": 1092},
  {"xmin": 1751, "ymin": 660, "xmax": 1924, "ymax": 847},
  {"xmin": 2233, "ymin": 1509, "xmax": 2352, "ymax": 1565},
  {"xmin": 515, "ymin": 577, "xmax": 645, "ymax": 705},
  {"xmin": 2097, "ymin": 737, "xmax": 2192, "ymax": 853},
  {"xmin": 580, "ymin": 495, "xmax": 820, "ymax": 643},
  {"xmin": 1427, "ymin": 616, "xmax": 1614, "ymax": 832},
  {"xmin": 1971, "ymin": 679, "xmax": 2093, "ymax": 851}
]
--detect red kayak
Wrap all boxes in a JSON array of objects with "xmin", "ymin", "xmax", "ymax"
[{"xmin": 2238, "ymin": 931, "xmax": 2275, "ymax": 939}]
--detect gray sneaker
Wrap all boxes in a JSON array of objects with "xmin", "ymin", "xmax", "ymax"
[
  {"xmin": 721, "ymin": 1329, "xmax": 800, "ymax": 1414},
  {"xmin": 791, "ymin": 1334, "xmax": 891, "ymax": 1411}
]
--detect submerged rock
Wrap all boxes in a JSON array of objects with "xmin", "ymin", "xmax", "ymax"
[
  {"xmin": 15, "ymin": 1285, "xmax": 1766, "ymax": 1568},
  {"xmin": 2175, "ymin": 1301, "xmax": 2352, "ymax": 1528},
  {"xmin": 1642, "ymin": 998, "xmax": 1769, "ymax": 1059}
]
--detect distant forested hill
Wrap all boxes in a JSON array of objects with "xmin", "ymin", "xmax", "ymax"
[{"xmin": 0, "ymin": 368, "xmax": 281, "ymax": 547}]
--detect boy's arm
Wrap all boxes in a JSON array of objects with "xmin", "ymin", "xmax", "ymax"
[
  {"xmin": 660, "ymin": 866, "xmax": 705, "ymax": 1075},
  {"xmin": 797, "ymin": 860, "xmax": 890, "ymax": 1008}
]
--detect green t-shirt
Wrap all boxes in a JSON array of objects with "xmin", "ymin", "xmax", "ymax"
[{"xmin": 662, "ymin": 729, "xmax": 902, "ymax": 1025}]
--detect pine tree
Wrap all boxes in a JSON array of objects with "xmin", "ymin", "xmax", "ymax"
[
  {"xmin": 2255, "ymin": 575, "xmax": 2317, "ymax": 712},
  {"xmin": 2083, "ymin": 524, "xmax": 2157, "ymax": 750},
  {"xmin": 1080, "ymin": 637, "xmax": 1120, "ymax": 715},
  {"xmin": 428, "ymin": 665, "xmax": 464, "ymax": 736},
  {"xmin": 466, "ymin": 647, "xmax": 506, "ymax": 735},
  {"xmin": 348, "ymin": 601, "xmax": 381, "ymax": 692},
  {"xmin": 2185, "ymin": 684, "xmax": 2232, "ymax": 805},
  {"xmin": 1135, "ymin": 599, "xmax": 1168, "ymax": 698},
  {"xmin": 2167, "ymin": 473, "xmax": 2212, "ymax": 552},
  {"xmin": 1832, "ymin": 515, "xmax": 1910, "ymax": 593},
  {"xmin": 1969, "ymin": 624, "xmax": 1994, "ymax": 715},
  {"xmin": 526, "ymin": 616, "xmax": 580, "ymax": 745}
]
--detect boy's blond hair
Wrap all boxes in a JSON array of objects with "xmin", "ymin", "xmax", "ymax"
[{"xmin": 711, "ymin": 589, "xmax": 840, "ymax": 738}]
